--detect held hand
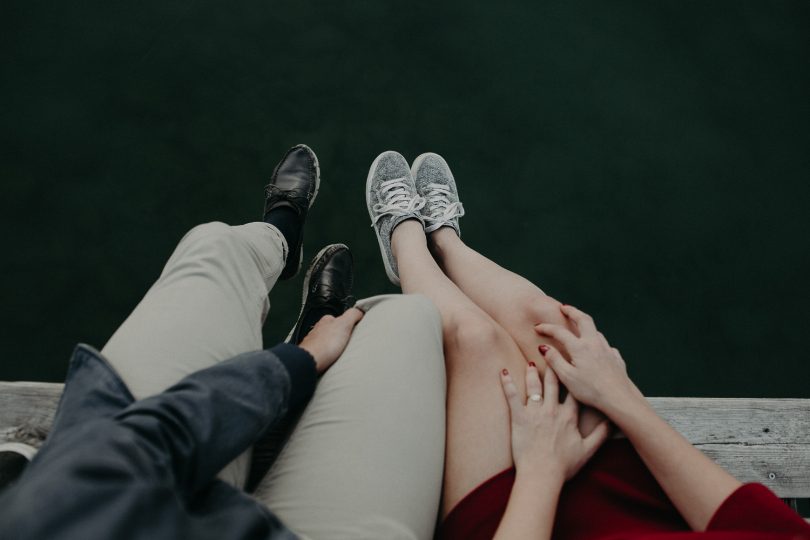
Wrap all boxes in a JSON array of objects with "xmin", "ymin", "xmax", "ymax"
[
  {"xmin": 500, "ymin": 364, "xmax": 610, "ymax": 481},
  {"xmin": 299, "ymin": 308, "xmax": 364, "ymax": 373},
  {"xmin": 536, "ymin": 305, "xmax": 644, "ymax": 411}
]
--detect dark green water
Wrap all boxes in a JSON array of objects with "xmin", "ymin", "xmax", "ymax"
[{"xmin": 2, "ymin": 1, "xmax": 809, "ymax": 400}]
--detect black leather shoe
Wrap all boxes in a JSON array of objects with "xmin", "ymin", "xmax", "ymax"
[
  {"xmin": 287, "ymin": 244, "xmax": 356, "ymax": 344},
  {"xmin": 246, "ymin": 244, "xmax": 353, "ymax": 492},
  {"xmin": 263, "ymin": 144, "xmax": 320, "ymax": 280}
]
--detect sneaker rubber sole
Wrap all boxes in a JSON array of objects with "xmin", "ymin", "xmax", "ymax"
[{"xmin": 365, "ymin": 152, "xmax": 402, "ymax": 286}]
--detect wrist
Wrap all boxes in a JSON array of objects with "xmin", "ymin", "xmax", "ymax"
[
  {"xmin": 602, "ymin": 390, "xmax": 652, "ymax": 424},
  {"xmin": 514, "ymin": 459, "xmax": 566, "ymax": 488},
  {"xmin": 268, "ymin": 343, "xmax": 318, "ymax": 411},
  {"xmin": 297, "ymin": 343, "xmax": 325, "ymax": 373}
]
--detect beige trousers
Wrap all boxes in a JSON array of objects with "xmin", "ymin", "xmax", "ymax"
[{"xmin": 100, "ymin": 221, "xmax": 446, "ymax": 540}]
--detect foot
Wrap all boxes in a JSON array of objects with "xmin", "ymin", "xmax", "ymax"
[
  {"xmin": 366, "ymin": 151, "xmax": 426, "ymax": 286},
  {"xmin": 263, "ymin": 144, "xmax": 321, "ymax": 280},
  {"xmin": 411, "ymin": 152, "xmax": 465, "ymax": 235},
  {"xmin": 286, "ymin": 244, "xmax": 355, "ymax": 345}
]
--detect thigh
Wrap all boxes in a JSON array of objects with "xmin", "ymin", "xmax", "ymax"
[
  {"xmin": 489, "ymin": 289, "xmax": 568, "ymax": 369},
  {"xmin": 101, "ymin": 221, "xmax": 286, "ymax": 487},
  {"xmin": 440, "ymin": 308, "xmax": 530, "ymax": 518},
  {"xmin": 480, "ymin": 291, "xmax": 606, "ymax": 435},
  {"xmin": 102, "ymin": 221, "xmax": 285, "ymax": 398},
  {"xmin": 255, "ymin": 294, "xmax": 446, "ymax": 540}
]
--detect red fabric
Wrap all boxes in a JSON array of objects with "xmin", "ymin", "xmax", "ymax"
[{"xmin": 437, "ymin": 439, "xmax": 810, "ymax": 540}]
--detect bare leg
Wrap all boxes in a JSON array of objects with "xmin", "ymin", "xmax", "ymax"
[
  {"xmin": 429, "ymin": 227, "xmax": 604, "ymax": 434},
  {"xmin": 392, "ymin": 220, "xmax": 528, "ymax": 517}
]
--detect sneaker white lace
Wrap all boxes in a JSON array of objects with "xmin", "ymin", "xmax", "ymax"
[
  {"xmin": 423, "ymin": 183, "xmax": 465, "ymax": 233},
  {"xmin": 366, "ymin": 151, "xmax": 426, "ymax": 286},
  {"xmin": 371, "ymin": 177, "xmax": 426, "ymax": 225}
]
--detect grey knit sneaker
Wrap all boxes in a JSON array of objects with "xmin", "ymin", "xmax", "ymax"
[
  {"xmin": 411, "ymin": 152, "xmax": 465, "ymax": 235},
  {"xmin": 365, "ymin": 151, "xmax": 425, "ymax": 286}
]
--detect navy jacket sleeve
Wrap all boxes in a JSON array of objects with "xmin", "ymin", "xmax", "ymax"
[
  {"xmin": 268, "ymin": 343, "xmax": 317, "ymax": 414},
  {"xmin": 0, "ymin": 345, "xmax": 313, "ymax": 540}
]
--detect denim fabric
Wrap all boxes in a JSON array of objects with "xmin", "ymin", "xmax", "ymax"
[{"xmin": 0, "ymin": 344, "xmax": 307, "ymax": 540}]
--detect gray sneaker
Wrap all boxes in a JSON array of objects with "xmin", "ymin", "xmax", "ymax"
[
  {"xmin": 411, "ymin": 152, "xmax": 465, "ymax": 235},
  {"xmin": 365, "ymin": 151, "xmax": 425, "ymax": 286}
]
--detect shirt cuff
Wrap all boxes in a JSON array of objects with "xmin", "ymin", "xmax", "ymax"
[{"xmin": 268, "ymin": 343, "xmax": 317, "ymax": 413}]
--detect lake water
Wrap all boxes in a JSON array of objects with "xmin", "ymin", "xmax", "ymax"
[{"xmin": 2, "ymin": 1, "xmax": 809, "ymax": 400}]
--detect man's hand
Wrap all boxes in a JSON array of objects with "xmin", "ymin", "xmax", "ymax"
[{"xmin": 299, "ymin": 308, "xmax": 364, "ymax": 373}]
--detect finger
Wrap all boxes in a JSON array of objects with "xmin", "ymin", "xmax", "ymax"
[
  {"xmin": 500, "ymin": 369, "xmax": 523, "ymax": 414},
  {"xmin": 540, "ymin": 344, "xmax": 575, "ymax": 383},
  {"xmin": 560, "ymin": 305, "xmax": 598, "ymax": 338},
  {"xmin": 535, "ymin": 323, "xmax": 579, "ymax": 352},
  {"xmin": 562, "ymin": 392, "xmax": 582, "ymax": 426},
  {"xmin": 525, "ymin": 362, "xmax": 542, "ymax": 404},
  {"xmin": 597, "ymin": 332, "xmax": 610, "ymax": 347},
  {"xmin": 543, "ymin": 366, "xmax": 559, "ymax": 407},
  {"xmin": 338, "ymin": 308, "xmax": 364, "ymax": 326},
  {"xmin": 583, "ymin": 420, "xmax": 612, "ymax": 458},
  {"xmin": 562, "ymin": 391, "xmax": 578, "ymax": 416}
]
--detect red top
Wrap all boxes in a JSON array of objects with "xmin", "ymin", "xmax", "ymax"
[{"xmin": 438, "ymin": 439, "xmax": 810, "ymax": 540}]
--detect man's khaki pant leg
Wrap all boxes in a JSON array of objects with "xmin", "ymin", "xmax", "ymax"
[
  {"xmin": 101, "ymin": 221, "xmax": 287, "ymax": 487},
  {"xmin": 255, "ymin": 294, "xmax": 446, "ymax": 540}
]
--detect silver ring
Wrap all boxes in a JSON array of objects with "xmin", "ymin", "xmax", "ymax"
[{"xmin": 529, "ymin": 393, "xmax": 542, "ymax": 403}]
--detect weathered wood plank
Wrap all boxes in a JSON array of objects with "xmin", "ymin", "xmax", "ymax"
[
  {"xmin": 650, "ymin": 398, "xmax": 810, "ymax": 445},
  {"xmin": 2, "ymin": 383, "xmax": 809, "ymax": 497},
  {"xmin": 695, "ymin": 444, "xmax": 810, "ymax": 498},
  {"xmin": 0, "ymin": 382, "xmax": 62, "ymax": 447},
  {"xmin": 647, "ymin": 398, "xmax": 810, "ymax": 498}
]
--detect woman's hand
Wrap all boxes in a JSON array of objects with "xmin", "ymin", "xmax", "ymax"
[
  {"xmin": 500, "ymin": 363, "xmax": 610, "ymax": 481},
  {"xmin": 536, "ymin": 304, "xmax": 644, "ymax": 412},
  {"xmin": 299, "ymin": 308, "xmax": 364, "ymax": 373},
  {"xmin": 536, "ymin": 306, "xmax": 745, "ymax": 532}
]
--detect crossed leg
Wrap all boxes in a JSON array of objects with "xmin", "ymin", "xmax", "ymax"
[
  {"xmin": 429, "ymin": 227, "xmax": 605, "ymax": 435},
  {"xmin": 429, "ymin": 228, "xmax": 563, "ymax": 368},
  {"xmin": 392, "ymin": 221, "xmax": 531, "ymax": 517},
  {"xmin": 101, "ymin": 221, "xmax": 287, "ymax": 487},
  {"xmin": 395, "ymin": 220, "xmax": 605, "ymax": 519}
]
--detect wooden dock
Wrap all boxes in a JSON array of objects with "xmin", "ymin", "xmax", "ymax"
[{"xmin": 2, "ymin": 382, "xmax": 808, "ymax": 516}]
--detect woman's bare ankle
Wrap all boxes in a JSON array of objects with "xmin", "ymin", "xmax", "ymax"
[
  {"xmin": 428, "ymin": 226, "xmax": 460, "ymax": 259},
  {"xmin": 391, "ymin": 219, "xmax": 427, "ymax": 259}
]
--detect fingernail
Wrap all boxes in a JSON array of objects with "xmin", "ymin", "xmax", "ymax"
[
  {"xmin": 528, "ymin": 361, "xmax": 536, "ymax": 368},
  {"xmin": 539, "ymin": 345, "xmax": 549, "ymax": 355},
  {"xmin": 502, "ymin": 368, "xmax": 509, "ymax": 376}
]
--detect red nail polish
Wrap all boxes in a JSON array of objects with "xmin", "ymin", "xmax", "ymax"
[
  {"xmin": 502, "ymin": 368, "xmax": 509, "ymax": 376},
  {"xmin": 539, "ymin": 345, "xmax": 549, "ymax": 355},
  {"xmin": 528, "ymin": 361, "xmax": 536, "ymax": 367}
]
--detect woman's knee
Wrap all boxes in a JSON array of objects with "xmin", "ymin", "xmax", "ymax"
[
  {"xmin": 517, "ymin": 291, "xmax": 567, "ymax": 327},
  {"xmin": 446, "ymin": 310, "xmax": 511, "ymax": 358}
]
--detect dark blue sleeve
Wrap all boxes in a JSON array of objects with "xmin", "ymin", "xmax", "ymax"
[
  {"xmin": 0, "ymin": 346, "xmax": 308, "ymax": 540},
  {"xmin": 268, "ymin": 343, "xmax": 317, "ymax": 413}
]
